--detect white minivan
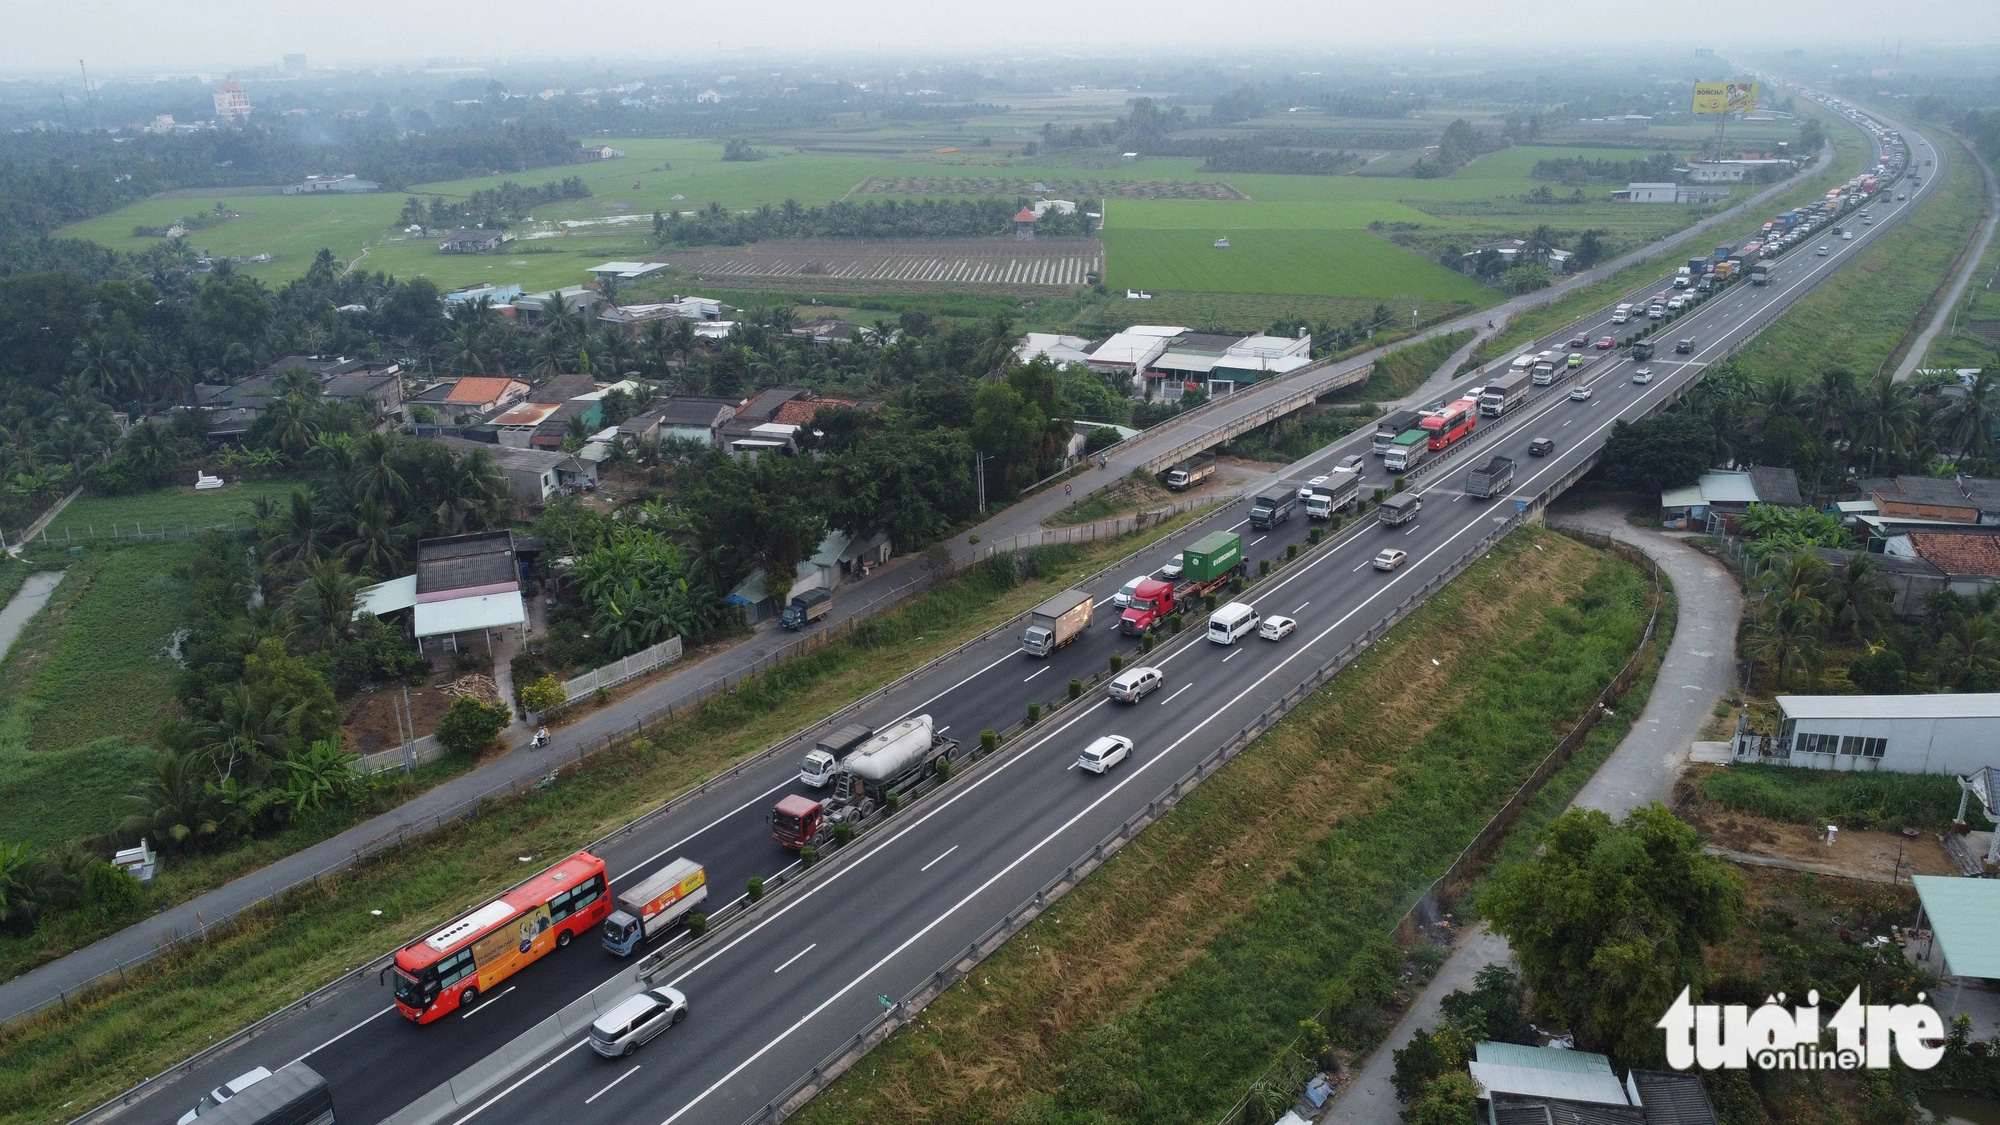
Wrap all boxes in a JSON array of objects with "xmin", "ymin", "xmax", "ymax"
[{"xmin": 1207, "ymin": 602, "xmax": 1260, "ymax": 645}]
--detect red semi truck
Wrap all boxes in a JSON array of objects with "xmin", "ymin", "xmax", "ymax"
[{"xmin": 1119, "ymin": 531, "xmax": 1245, "ymax": 635}]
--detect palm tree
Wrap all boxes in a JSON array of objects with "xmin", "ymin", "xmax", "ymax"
[
  {"xmin": 264, "ymin": 396, "xmax": 320, "ymax": 457},
  {"xmin": 1757, "ymin": 371, "xmax": 1809, "ymax": 428},
  {"xmin": 73, "ymin": 334, "xmax": 130, "ymax": 401},
  {"xmin": 446, "ymin": 317, "xmax": 493, "ymax": 374},
  {"xmin": 342, "ymin": 499, "xmax": 408, "ymax": 577},
  {"xmin": 351, "ymin": 432, "xmax": 408, "ymax": 505},
  {"xmin": 202, "ymin": 682, "xmax": 301, "ymax": 781},
  {"xmin": 274, "ymin": 365, "xmax": 322, "ymax": 401},
  {"xmin": 288, "ymin": 559, "xmax": 362, "ymax": 651},
  {"xmin": 1807, "ymin": 368, "xmax": 1856, "ymax": 443},
  {"xmin": 1936, "ymin": 613, "xmax": 2000, "ymax": 690},
  {"xmin": 1826, "ymin": 555, "xmax": 1893, "ymax": 642},
  {"xmin": 1943, "ymin": 369, "xmax": 2000, "ymax": 459},
  {"xmin": 640, "ymin": 318, "xmax": 673, "ymax": 378},
  {"xmin": 1748, "ymin": 592, "xmax": 1825, "ymax": 689},
  {"xmin": 123, "ymin": 421, "xmax": 179, "ymax": 478},
  {"xmin": 1846, "ymin": 375, "xmax": 1917, "ymax": 475},
  {"xmin": 120, "ymin": 751, "xmax": 221, "ymax": 850}
]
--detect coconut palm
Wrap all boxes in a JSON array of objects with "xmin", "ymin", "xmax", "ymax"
[
  {"xmin": 341, "ymin": 499, "xmax": 408, "ymax": 577},
  {"xmin": 1942, "ymin": 369, "xmax": 2000, "ymax": 459},
  {"xmin": 264, "ymin": 396, "xmax": 320, "ymax": 457},
  {"xmin": 1826, "ymin": 555, "xmax": 1893, "ymax": 642},
  {"xmin": 262, "ymin": 489, "xmax": 335, "ymax": 573},
  {"xmin": 1845, "ymin": 375, "xmax": 1917, "ymax": 475},
  {"xmin": 273, "ymin": 365, "xmax": 322, "ymax": 401},
  {"xmin": 120, "ymin": 750, "xmax": 222, "ymax": 850},
  {"xmin": 351, "ymin": 432, "xmax": 408, "ymax": 505},
  {"xmin": 287, "ymin": 559, "xmax": 362, "ymax": 652},
  {"xmin": 1937, "ymin": 613, "xmax": 2000, "ymax": 691}
]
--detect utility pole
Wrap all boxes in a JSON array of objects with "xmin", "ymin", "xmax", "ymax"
[
  {"xmin": 974, "ymin": 451, "xmax": 987, "ymax": 514},
  {"xmin": 77, "ymin": 60, "xmax": 97, "ymax": 131}
]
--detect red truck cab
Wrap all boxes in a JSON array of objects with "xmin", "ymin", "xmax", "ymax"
[
  {"xmin": 1120, "ymin": 578, "xmax": 1179, "ymax": 635},
  {"xmin": 771, "ymin": 794, "xmax": 824, "ymax": 851}
]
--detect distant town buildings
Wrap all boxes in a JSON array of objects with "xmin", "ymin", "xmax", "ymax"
[{"xmin": 213, "ymin": 79, "xmax": 252, "ymax": 121}]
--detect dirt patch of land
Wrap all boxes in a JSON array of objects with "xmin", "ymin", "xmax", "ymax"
[
  {"xmin": 1679, "ymin": 788, "xmax": 1960, "ymax": 883},
  {"xmin": 652, "ymin": 237, "xmax": 1102, "ymax": 294}
]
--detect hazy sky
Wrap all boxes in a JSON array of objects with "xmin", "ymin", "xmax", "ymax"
[{"xmin": 13, "ymin": 0, "xmax": 2000, "ymax": 75}]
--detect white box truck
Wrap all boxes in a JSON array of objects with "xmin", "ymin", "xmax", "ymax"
[{"xmin": 601, "ymin": 858, "xmax": 709, "ymax": 956}]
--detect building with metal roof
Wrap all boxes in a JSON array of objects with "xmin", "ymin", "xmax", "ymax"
[
  {"xmin": 1910, "ymin": 876, "xmax": 2000, "ymax": 1029},
  {"xmin": 1658, "ymin": 468, "xmax": 1804, "ymax": 529},
  {"xmin": 1470, "ymin": 1043, "xmax": 1716, "ymax": 1125},
  {"xmin": 1733, "ymin": 693, "xmax": 2000, "ymax": 775}
]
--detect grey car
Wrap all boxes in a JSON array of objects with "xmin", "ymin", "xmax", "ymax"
[{"xmin": 590, "ymin": 988, "xmax": 689, "ymax": 1058}]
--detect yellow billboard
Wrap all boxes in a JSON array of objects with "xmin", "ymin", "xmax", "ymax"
[{"xmin": 1693, "ymin": 81, "xmax": 1759, "ymax": 116}]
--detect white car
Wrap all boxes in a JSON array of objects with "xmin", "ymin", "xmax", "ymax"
[
  {"xmin": 1298, "ymin": 476, "xmax": 1328, "ymax": 500},
  {"xmin": 1076, "ymin": 735, "xmax": 1133, "ymax": 774},
  {"xmin": 1466, "ymin": 385, "xmax": 1486, "ymax": 400},
  {"xmin": 1159, "ymin": 554, "xmax": 1184, "ymax": 580},
  {"xmin": 1114, "ymin": 575, "xmax": 1149, "ymax": 608},
  {"xmin": 1632, "ymin": 368, "xmax": 1653, "ymax": 384},
  {"xmin": 1336, "ymin": 454, "xmax": 1365, "ymax": 474},
  {"xmin": 1373, "ymin": 548, "xmax": 1408, "ymax": 572},
  {"xmin": 180, "ymin": 1068, "xmax": 273, "ymax": 1124},
  {"xmin": 589, "ymin": 987, "xmax": 689, "ymax": 1058},
  {"xmin": 1258, "ymin": 615, "xmax": 1297, "ymax": 641},
  {"xmin": 1817, "ymin": 246, "xmax": 1830, "ymax": 256},
  {"xmin": 1569, "ymin": 385, "xmax": 1593, "ymax": 401},
  {"xmin": 1106, "ymin": 666, "xmax": 1164, "ymax": 703}
]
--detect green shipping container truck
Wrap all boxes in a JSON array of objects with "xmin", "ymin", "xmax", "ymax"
[{"xmin": 1181, "ymin": 531, "xmax": 1242, "ymax": 582}]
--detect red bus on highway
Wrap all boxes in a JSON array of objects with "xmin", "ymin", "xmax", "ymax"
[
  {"xmin": 391, "ymin": 850, "xmax": 611, "ymax": 1023},
  {"xmin": 1422, "ymin": 399, "xmax": 1477, "ymax": 451}
]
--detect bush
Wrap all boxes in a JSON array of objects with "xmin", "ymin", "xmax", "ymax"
[
  {"xmin": 1373, "ymin": 487, "xmax": 1387, "ymax": 504},
  {"xmin": 1169, "ymin": 612, "xmax": 1184, "ymax": 634},
  {"xmin": 1310, "ymin": 527, "xmax": 1324, "ymax": 544},
  {"xmin": 885, "ymin": 792, "xmax": 901, "ymax": 813},
  {"xmin": 519, "ymin": 673, "xmax": 567, "ymax": 715},
  {"xmin": 980, "ymin": 729, "xmax": 999, "ymax": 752},
  {"xmin": 686, "ymin": 912, "xmax": 709, "ymax": 936},
  {"xmin": 746, "ymin": 876, "xmax": 765, "ymax": 901},
  {"xmin": 934, "ymin": 759, "xmax": 952, "ymax": 781},
  {"xmin": 833, "ymin": 821, "xmax": 854, "ymax": 845},
  {"xmin": 1698, "ymin": 763, "xmax": 1960, "ymax": 831},
  {"xmin": 81, "ymin": 860, "xmax": 145, "ymax": 922},
  {"xmin": 1141, "ymin": 633, "xmax": 1155, "ymax": 652},
  {"xmin": 1204, "ymin": 593, "xmax": 1217, "ymax": 611},
  {"xmin": 1328, "ymin": 515, "xmax": 1344, "ymax": 532},
  {"xmin": 1260, "ymin": 558, "xmax": 1272, "ymax": 576},
  {"xmin": 800, "ymin": 844, "xmax": 819, "ymax": 867},
  {"xmin": 1069, "ymin": 677, "xmax": 1083, "ymax": 700},
  {"xmin": 435, "ymin": 696, "xmax": 512, "ymax": 754},
  {"xmin": 1109, "ymin": 653, "xmax": 1125, "ymax": 673},
  {"xmin": 1394, "ymin": 476, "xmax": 1407, "ymax": 492},
  {"xmin": 1027, "ymin": 702, "xmax": 1042, "ymax": 725},
  {"xmin": 1286, "ymin": 543, "xmax": 1300, "ymax": 560}
]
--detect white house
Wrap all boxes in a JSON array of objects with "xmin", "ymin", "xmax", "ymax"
[{"xmin": 1735, "ymin": 693, "xmax": 2000, "ymax": 775}]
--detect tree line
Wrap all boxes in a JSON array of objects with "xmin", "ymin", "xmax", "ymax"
[
  {"xmin": 1530, "ymin": 152, "xmax": 1679, "ymax": 185},
  {"xmin": 396, "ymin": 176, "xmax": 592, "ymax": 230},
  {"xmin": 651, "ymin": 196, "xmax": 1099, "ymax": 246}
]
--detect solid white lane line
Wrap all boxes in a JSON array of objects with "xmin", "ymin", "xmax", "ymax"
[
  {"xmin": 1023, "ymin": 666, "xmax": 1049, "ymax": 683},
  {"xmin": 460, "ymin": 986, "xmax": 515, "ymax": 1018},
  {"xmin": 773, "ymin": 944, "xmax": 817, "ymax": 973},
  {"xmin": 1160, "ymin": 684, "xmax": 1192, "ymax": 705},
  {"xmin": 586, "ymin": 1066, "xmax": 641, "ymax": 1105},
  {"xmin": 291, "ymin": 1005, "xmax": 394, "ymax": 1066},
  {"xmin": 449, "ymin": 1041, "xmax": 590, "ymax": 1125},
  {"xmin": 920, "ymin": 845, "xmax": 959, "ymax": 873}
]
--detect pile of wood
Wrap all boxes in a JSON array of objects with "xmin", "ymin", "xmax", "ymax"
[{"xmin": 444, "ymin": 674, "xmax": 503, "ymax": 707}]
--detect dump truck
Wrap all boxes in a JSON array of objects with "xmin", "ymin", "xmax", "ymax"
[
  {"xmin": 1383, "ymin": 429, "xmax": 1431, "ymax": 473},
  {"xmin": 1464, "ymin": 456, "xmax": 1516, "ymax": 500},
  {"xmin": 601, "ymin": 858, "xmax": 708, "ymax": 956},
  {"xmin": 1749, "ymin": 261, "xmax": 1773, "ymax": 286},
  {"xmin": 771, "ymin": 715, "xmax": 960, "ymax": 848},
  {"xmin": 1249, "ymin": 485, "xmax": 1298, "ymax": 529},
  {"xmin": 1373, "ymin": 409, "xmax": 1424, "ymax": 456},
  {"xmin": 779, "ymin": 587, "xmax": 831, "ymax": 631},
  {"xmin": 1479, "ymin": 371, "xmax": 1531, "ymax": 417},
  {"xmin": 1163, "ymin": 453, "xmax": 1217, "ymax": 491},
  {"xmin": 1303, "ymin": 469, "xmax": 1360, "ymax": 520},
  {"xmin": 1021, "ymin": 589, "xmax": 1093, "ymax": 657},
  {"xmin": 798, "ymin": 722, "xmax": 876, "ymax": 788},
  {"xmin": 1119, "ymin": 530, "xmax": 1244, "ymax": 634},
  {"xmin": 1379, "ymin": 492, "xmax": 1421, "ymax": 526}
]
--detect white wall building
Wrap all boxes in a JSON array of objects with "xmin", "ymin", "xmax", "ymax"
[{"xmin": 1735, "ymin": 694, "xmax": 2000, "ymax": 775}]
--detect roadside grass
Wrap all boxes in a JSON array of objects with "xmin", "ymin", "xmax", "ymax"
[
  {"xmin": 1919, "ymin": 134, "xmax": 2000, "ymax": 370},
  {"xmin": 1064, "ymin": 292, "xmax": 1470, "ymax": 337},
  {"xmin": 1694, "ymin": 762, "xmax": 1962, "ymax": 832},
  {"xmin": 1224, "ymin": 406, "xmax": 1377, "ymax": 463},
  {"xmin": 1736, "ymin": 135, "xmax": 1984, "ymax": 382},
  {"xmin": 1330, "ymin": 329, "xmax": 1477, "ymax": 403},
  {"xmin": 1043, "ymin": 473, "xmax": 1179, "ymax": 527},
  {"xmin": 1486, "ymin": 112, "xmax": 1870, "ymax": 358},
  {"xmin": 0, "ymin": 560, "xmax": 27, "ymax": 623},
  {"xmin": 0, "ymin": 513, "xmax": 1206, "ymax": 1125},
  {"xmin": 792, "ymin": 528, "xmax": 1654, "ymax": 1125}
]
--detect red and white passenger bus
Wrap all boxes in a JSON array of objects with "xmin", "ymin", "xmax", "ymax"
[
  {"xmin": 1422, "ymin": 398, "xmax": 1478, "ymax": 451},
  {"xmin": 391, "ymin": 850, "xmax": 611, "ymax": 1023}
]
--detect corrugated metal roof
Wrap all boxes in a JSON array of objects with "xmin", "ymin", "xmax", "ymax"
[
  {"xmin": 356, "ymin": 574, "xmax": 418, "ymax": 616},
  {"xmin": 1696, "ymin": 471, "xmax": 1760, "ymax": 504},
  {"xmin": 1660, "ymin": 485, "xmax": 1704, "ymax": 509},
  {"xmin": 1911, "ymin": 875, "xmax": 2000, "ymax": 979},
  {"xmin": 1778, "ymin": 692, "xmax": 2000, "ymax": 721},
  {"xmin": 414, "ymin": 591, "xmax": 525, "ymax": 638},
  {"xmin": 1470, "ymin": 1061, "xmax": 1630, "ymax": 1106},
  {"xmin": 1477, "ymin": 1043, "xmax": 1614, "ymax": 1075}
]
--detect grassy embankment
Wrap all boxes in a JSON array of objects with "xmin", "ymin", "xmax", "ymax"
[
  {"xmin": 1735, "ymin": 130, "xmax": 1985, "ymax": 382},
  {"xmin": 794, "ymin": 527, "xmax": 1657, "ymax": 1125},
  {"xmin": 1332, "ymin": 329, "xmax": 1477, "ymax": 403},
  {"xmin": 1483, "ymin": 109, "xmax": 1871, "ymax": 360},
  {"xmin": 1218, "ymin": 331, "xmax": 1473, "ymax": 464},
  {"xmin": 0, "ymin": 511, "xmax": 1211, "ymax": 1125}
]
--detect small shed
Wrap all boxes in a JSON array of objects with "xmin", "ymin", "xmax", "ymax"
[{"xmin": 1013, "ymin": 207, "xmax": 1037, "ymax": 241}]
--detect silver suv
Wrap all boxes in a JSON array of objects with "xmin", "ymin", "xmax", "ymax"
[{"xmin": 589, "ymin": 988, "xmax": 689, "ymax": 1058}]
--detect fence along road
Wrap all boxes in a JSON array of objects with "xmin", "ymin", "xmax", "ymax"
[{"xmin": 69, "ymin": 103, "xmax": 1928, "ymax": 1125}]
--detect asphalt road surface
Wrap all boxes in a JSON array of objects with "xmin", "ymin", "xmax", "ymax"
[{"xmin": 107, "ymin": 109, "xmax": 1929, "ymax": 1125}]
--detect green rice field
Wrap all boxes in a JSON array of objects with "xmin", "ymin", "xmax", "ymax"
[{"xmin": 1100, "ymin": 227, "xmax": 1498, "ymax": 303}]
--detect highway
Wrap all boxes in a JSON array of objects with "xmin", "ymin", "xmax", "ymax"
[{"xmin": 100, "ymin": 105, "xmax": 1932, "ymax": 1125}]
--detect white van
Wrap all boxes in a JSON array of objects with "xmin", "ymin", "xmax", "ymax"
[
  {"xmin": 1612, "ymin": 304, "xmax": 1632, "ymax": 324},
  {"xmin": 1207, "ymin": 602, "xmax": 1260, "ymax": 646},
  {"xmin": 1509, "ymin": 354, "xmax": 1534, "ymax": 371}
]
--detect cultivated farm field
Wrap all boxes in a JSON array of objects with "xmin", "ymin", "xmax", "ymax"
[{"xmin": 1101, "ymin": 227, "xmax": 1499, "ymax": 303}]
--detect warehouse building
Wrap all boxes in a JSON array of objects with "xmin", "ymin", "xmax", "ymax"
[{"xmin": 1733, "ymin": 694, "xmax": 2000, "ymax": 775}]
